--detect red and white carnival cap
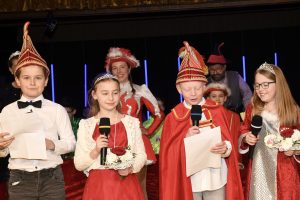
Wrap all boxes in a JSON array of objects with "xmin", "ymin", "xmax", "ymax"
[
  {"xmin": 15, "ymin": 21, "xmax": 49, "ymax": 75},
  {"xmin": 204, "ymin": 82, "xmax": 231, "ymax": 97},
  {"xmin": 176, "ymin": 41, "xmax": 208, "ymax": 84},
  {"xmin": 105, "ymin": 47, "xmax": 140, "ymax": 72}
]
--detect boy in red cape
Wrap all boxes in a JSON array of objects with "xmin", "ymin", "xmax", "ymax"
[{"xmin": 159, "ymin": 41, "xmax": 244, "ymax": 200}]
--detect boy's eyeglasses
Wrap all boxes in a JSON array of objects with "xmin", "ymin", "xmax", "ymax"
[{"xmin": 254, "ymin": 82, "xmax": 275, "ymax": 90}]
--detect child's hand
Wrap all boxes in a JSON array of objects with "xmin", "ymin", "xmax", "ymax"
[
  {"xmin": 210, "ymin": 141, "xmax": 227, "ymax": 154},
  {"xmin": 186, "ymin": 126, "xmax": 200, "ymax": 137},
  {"xmin": 45, "ymin": 138, "xmax": 55, "ymax": 150},
  {"xmin": 244, "ymin": 132, "xmax": 259, "ymax": 146},
  {"xmin": 284, "ymin": 150, "xmax": 294, "ymax": 157},
  {"xmin": 118, "ymin": 167, "xmax": 133, "ymax": 176},
  {"xmin": 140, "ymin": 127, "xmax": 148, "ymax": 135},
  {"xmin": 0, "ymin": 132, "xmax": 14, "ymax": 149},
  {"xmin": 95, "ymin": 135, "xmax": 108, "ymax": 152}
]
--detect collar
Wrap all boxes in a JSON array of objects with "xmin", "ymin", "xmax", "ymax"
[
  {"xmin": 120, "ymin": 81, "xmax": 132, "ymax": 93},
  {"xmin": 19, "ymin": 94, "xmax": 44, "ymax": 102},
  {"xmin": 183, "ymin": 97, "xmax": 206, "ymax": 109}
]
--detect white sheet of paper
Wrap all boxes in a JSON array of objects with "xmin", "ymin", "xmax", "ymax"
[
  {"xmin": 0, "ymin": 111, "xmax": 47, "ymax": 159},
  {"xmin": 184, "ymin": 126, "xmax": 222, "ymax": 177},
  {"xmin": 9, "ymin": 132, "xmax": 47, "ymax": 159},
  {"xmin": 0, "ymin": 111, "xmax": 43, "ymax": 135}
]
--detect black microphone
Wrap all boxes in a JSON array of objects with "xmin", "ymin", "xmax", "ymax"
[
  {"xmin": 191, "ymin": 105, "xmax": 202, "ymax": 126},
  {"xmin": 99, "ymin": 117, "xmax": 110, "ymax": 165},
  {"xmin": 249, "ymin": 115, "xmax": 263, "ymax": 159}
]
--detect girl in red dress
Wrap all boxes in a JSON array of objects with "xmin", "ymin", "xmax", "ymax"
[
  {"xmin": 104, "ymin": 47, "xmax": 164, "ymax": 198},
  {"xmin": 74, "ymin": 73, "xmax": 146, "ymax": 200},
  {"xmin": 239, "ymin": 63, "xmax": 300, "ymax": 200}
]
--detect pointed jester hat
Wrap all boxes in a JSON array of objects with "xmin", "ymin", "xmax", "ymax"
[
  {"xmin": 176, "ymin": 41, "xmax": 208, "ymax": 84},
  {"xmin": 14, "ymin": 21, "xmax": 49, "ymax": 75}
]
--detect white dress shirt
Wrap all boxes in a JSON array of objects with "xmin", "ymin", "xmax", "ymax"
[{"xmin": 0, "ymin": 95, "xmax": 76, "ymax": 172}]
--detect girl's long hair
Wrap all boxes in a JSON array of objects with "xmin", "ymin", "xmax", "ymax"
[{"xmin": 252, "ymin": 64, "xmax": 300, "ymax": 126}]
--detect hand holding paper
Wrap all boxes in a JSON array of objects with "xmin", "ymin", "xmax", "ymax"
[
  {"xmin": 0, "ymin": 111, "xmax": 47, "ymax": 159},
  {"xmin": 184, "ymin": 126, "xmax": 222, "ymax": 177},
  {"xmin": 210, "ymin": 141, "xmax": 227, "ymax": 154},
  {"xmin": 0, "ymin": 132, "xmax": 14, "ymax": 149}
]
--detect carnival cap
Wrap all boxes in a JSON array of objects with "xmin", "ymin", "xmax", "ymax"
[
  {"xmin": 204, "ymin": 82, "xmax": 231, "ymax": 97},
  {"xmin": 207, "ymin": 42, "xmax": 227, "ymax": 65},
  {"xmin": 15, "ymin": 22, "xmax": 49, "ymax": 75},
  {"xmin": 105, "ymin": 47, "xmax": 140, "ymax": 72},
  {"xmin": 176, "ymin": 41, "xmax": 208, "ymax": 84}
]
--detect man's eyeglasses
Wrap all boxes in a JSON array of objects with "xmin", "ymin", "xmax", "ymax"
[{"xmin": 254, "ymin": 82, "xmax": 275, "ymax": 90}]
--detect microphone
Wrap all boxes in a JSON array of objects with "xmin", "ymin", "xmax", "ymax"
[
  {"xmin": 191, "ymin": 105, "xmax": 202, "ymax": 126},
  {"xmin": 99, "ymin": 117, "xmax": 110, "ymax": 165},
  {"xmin": 249, "ymin": 115, "xmax": 263, "ymax": 159}
]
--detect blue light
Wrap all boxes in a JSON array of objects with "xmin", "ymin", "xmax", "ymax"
[
  {"xmin": 144, "ymin": 59, "xmax": 150, "ymax": 119},
  {"xmin": 50, "ymin": 64, "xmax": 55, "ymax": 102},
  {"xmin": 274, "ymin": 52, "xmax": 278, "ymax": 66},
  {"xmin": 84, "ymin": 64, "xmax": 88, "ymax": 107},
  {"xmin": 242, "ymin": 56, "xmax": 246, "ymax": 81},
  {"xmin": 144, "ymin": 59, "xmax": 149, "ymax": 87},
  {"xmin": 177, "ymin": 57, "xmax": 183, "ymax": 102}
]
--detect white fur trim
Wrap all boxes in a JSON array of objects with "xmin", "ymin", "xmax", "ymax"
[
  {"xmin": 204, "ymin": 82, "xmax": 231, "ymax": 97},
  {"xmin": 221, "ymin": 140, "xmax": 232, "ymax": 158},
  {"xmin": 238, "ymin": 132, "xmax": 249, "ymax": 154}
]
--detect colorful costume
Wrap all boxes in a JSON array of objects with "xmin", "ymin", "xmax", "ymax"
[
  {"xmin": 105, "ymin": 47, "xmax": 164, "ymax": 164},
  {"xmin": 159, "ymin": 100, "xmax": 244, "ymax": 200},
  {"xmin": 74, "ymin": 115, "xmax": 146, "ymax": 200},
  {"xmin": 119, "ymin": 81, "xmax": 163, "ymax": 162},
  {"xmin": 159, "ymin": 41, "xmax": 244, "ymax": 200},
  {"xmin": 143, "ymin": 117, "xmax": 164, "ymax": 154},
  {"xmin": 239, "ymin": 105, "xmax": 300, "ymax": 200}
]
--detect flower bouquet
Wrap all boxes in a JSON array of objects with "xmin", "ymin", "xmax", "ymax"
[
  {"xmin": 264, "ymin": 128, "xmax": 300, "ymax": 151},
  {"xmin": 105, "ymin": 146, "xmax": 135, "ymax": 170}
]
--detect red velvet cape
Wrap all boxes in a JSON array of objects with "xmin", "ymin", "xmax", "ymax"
[{"xmin": 159, "ymin": 100, "xmax": 244, "ymax": 200}]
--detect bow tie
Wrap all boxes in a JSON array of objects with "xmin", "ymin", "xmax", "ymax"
[{"xmin": 17, "ymin": 100, "xmax": 42, "ymax": 109}]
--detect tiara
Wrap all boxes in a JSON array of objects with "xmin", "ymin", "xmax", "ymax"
[
  {"xmin": 258, "ymin": 62, "xmax": 275, "ymax": 75},
  {"xmin": 94, "ymin": 73, "xmax": 118, "ymax": 86},
  {"xmin": 8, "ymin": 51, "xmax": 21, "ymax": 61}
]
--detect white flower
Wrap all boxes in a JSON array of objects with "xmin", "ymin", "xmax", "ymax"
[
  {"xmin": 264, "ymin": 135, "xmax": 277, "ymax": 148},
  {"xmin": 291, "ymin": 129, "xmax": 300, "ymax": 142},
  {"xmin": 105, "ymin": 147, "xmax": 135, "ymax": 170},
  {"xmin": 279, "ymin": 138, "xmax": 294, "ymax": 151},
  {"xmin": 264, "ymin": 128, "xmax": 300, "ymax": 151}
]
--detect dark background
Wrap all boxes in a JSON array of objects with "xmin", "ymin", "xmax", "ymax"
[{"xmin": 1, "ymin": 1, "xmax": 300, "ymax": 116}]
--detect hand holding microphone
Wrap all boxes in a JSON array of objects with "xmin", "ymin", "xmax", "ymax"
[
  {"xmin": 191, "ymin": 105, "xmax": 202, "ymax": 126},
  {"xmin": 186, "ymin": 105, "xmax": 202, "ymax": 137},
  {"xmin": 99, "ymin": 117, "xmax": 110, "ymax": 165},
  {"xmin": 248, "ymin": 115, "xmax": 263, "ymax": 159}
]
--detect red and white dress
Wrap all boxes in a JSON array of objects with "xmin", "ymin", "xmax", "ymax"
[
  {"xmin": 120, "ymin": 82, "xmax": 164, "ymax": 164},
  {"xmin": 239, "ymin": 105, "xmax": 300, "ymax": 200},
  {"xmin": 74, "ymin": 115, "xmax": 146, "ymax": 200}
]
